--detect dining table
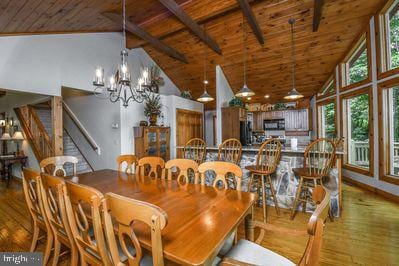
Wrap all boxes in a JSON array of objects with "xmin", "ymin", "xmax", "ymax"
[{"xmin": 70, "ymin": 169, "xmax": 257, "ymax": 266}]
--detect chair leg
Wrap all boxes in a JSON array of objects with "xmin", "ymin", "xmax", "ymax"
[
  {"xmin": 291, "ymin": 177, "xmax": 303, "ymax": 220},
  {"xmin": 30, "ymin": 222, "xmax": 40, "ymax": 252},
  {"xmin": 43, "ymin": 230, "xmax": 53, "ymax": 265},
  {"xmin": 261, "ymin": 175, "xmax": 267, "ymax": 222},
  {"xmin": 248, "ymin": 173, "xmax": 255, "ymax": 192},
  {"xmin": 267, "ymin": 175, "xmax": 280, "ymax": 216},
  {"xmin": 52, "ymin": 238, "xmax": 61, "ymax": 266},
  {"xmin": 302, "ymin": 181, "xmax": 308, "ymax": 213}
]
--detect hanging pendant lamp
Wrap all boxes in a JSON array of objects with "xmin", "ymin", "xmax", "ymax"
[
  {"xmin": 284, "ymin": 18, "xmax": 304, "ymax": 100},
  {"xmin": 197, "ymin": 25, "xmax": 215, "ymax": 103},
  {"xmin": 236, "ymin": 15, "xmax": 255, "ymax": 98}
]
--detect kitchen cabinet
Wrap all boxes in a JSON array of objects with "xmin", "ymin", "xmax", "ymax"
[
  {"xmin": 222, "ymin": 107, "xmax": 246, "ymax": 141},
  {"xmin": 284, "ymin": 109, "xmax": 309, "ymax": 131}
]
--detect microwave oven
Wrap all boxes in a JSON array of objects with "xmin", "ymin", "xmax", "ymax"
[{"xmin": 264, "ymin": 119, "xmax": 285, "ymax": 130}]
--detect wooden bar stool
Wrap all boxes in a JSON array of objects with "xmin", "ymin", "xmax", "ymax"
[
  {"xmin": 290, "ymin": 138, "xmax": 336, "ymax": 220},
  {"xmin": 183, "ymin": 138, "xmax": 207, "ymax": 164},
  {"xmin": 246, "ymin": 139, "xmax": 282, "ymax": 222},
  {"xmin": 218, "ymin": 138, "xmax": 242, "ymax": 165}
]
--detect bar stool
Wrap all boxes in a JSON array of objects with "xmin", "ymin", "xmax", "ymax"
[
  {"xmin": 246, "ymin": 139, "xmax": 282, "ymax": 222},
  {"xmin": 218, "ymin": 138, "xmax": 242, "ymax": 165},
  {"xmin": 183, "ymin": 138, "xmax": 207, "ymax": 164},
  {"xmin": 290, "ymin": 138, "xmax": 336, "ymax": 220}
]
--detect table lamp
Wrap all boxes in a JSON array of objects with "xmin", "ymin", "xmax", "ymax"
[{"xmin": 12, "ymin": 130, "xmax": 24, "ymax": 156}]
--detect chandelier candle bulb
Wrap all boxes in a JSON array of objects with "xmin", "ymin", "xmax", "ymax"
[{"xmin": 94, "ymin": 66, "xmax": 104, "ymax": 86}]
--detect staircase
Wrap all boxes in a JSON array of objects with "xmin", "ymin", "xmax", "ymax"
[{"xmin": 15, "ymin": 104, "xmax": 92, "ymax": 174}]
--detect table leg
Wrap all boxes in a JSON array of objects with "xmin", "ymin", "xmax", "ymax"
[
  {"xmin": 7, "ymin": 162, "xmax": 12, "ymax": 187},
  {"xmin": 245, "ymin": 207, "xmax": 254, "ymax": 242}
]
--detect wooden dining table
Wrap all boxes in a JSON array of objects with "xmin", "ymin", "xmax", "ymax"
[{"xmin": 70, "ymin": 169, "xmax": 257, "ymax": 266}]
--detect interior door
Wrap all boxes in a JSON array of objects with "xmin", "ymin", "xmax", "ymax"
[{"xmin": 176, "ymin": 109, "xmax": 204, "ymax": 157}]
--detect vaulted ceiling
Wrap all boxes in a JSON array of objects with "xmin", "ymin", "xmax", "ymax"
[{"xmin": 0, "ymin": 0, "xmax": 385, "ymax": 108}]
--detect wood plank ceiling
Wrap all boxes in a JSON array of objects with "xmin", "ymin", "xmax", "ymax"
[{"xmin": 0, "ymin": 0, "xmax": 385, "ymax": 108}]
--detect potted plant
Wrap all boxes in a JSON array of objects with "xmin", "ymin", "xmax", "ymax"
[
  {"xmin": 229, "ymin": 97, "xmax": 245, "ymax": 108},
  {"xmin": 180, "ymin": 90, "xmax": 193, "ymax": 100},
  {"xmin": 144, "ymin": 94, "xmax": 162, "ymax": 126},
  {"xmin": 149, "ymin": 65, "xmax": 165, "ymax": 93}
]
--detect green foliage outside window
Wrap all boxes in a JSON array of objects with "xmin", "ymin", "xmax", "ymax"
[
  {"xmin": 349, "ymin": 94, "xmax": 369, "ymax": 141},
  {"xmin": 389, "ymin": 8, "xmax": 399, "ymax": 69},
  {"xmin": 393, "ymin": 87, "xmax": 399, "ymax": 142},
  {"xmin": 322, "ymin": 102, "xmax": 336, "ymax": 138},
  {"xmin": 349, "ymin": 48, "xmax": 368, "ymax": 84}
]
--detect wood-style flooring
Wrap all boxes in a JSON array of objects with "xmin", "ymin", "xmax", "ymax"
[{"xmin": 0, "ymin": 180, "xmax": 398, "ymax": 265}]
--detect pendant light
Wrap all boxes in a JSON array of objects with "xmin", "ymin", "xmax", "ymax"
[
  {"xmin": 197, "ymin": 24, "xmax": 214, "ymax": 103},
  {"xmin": 284, "ymin": 18, "xmax": 304, "ymax": 100},
  {"xmin": 236, "ymin": 15, "xmax": 255, "ymax": 98}
]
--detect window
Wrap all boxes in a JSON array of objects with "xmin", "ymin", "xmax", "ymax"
[
  {"xmin": 317, "ymin": 76, "xmax": 335, "ymax": 98},
  {"xmin": 317, "ymin": 99, "xmax": 336, "ymax": 139},
  {"xmin": 341, "ymin": 88, "xmax": 373, "ymax": 175},
  {"xmin": 379, "ymin": 78, "xmax": 399, "ymax": 185}
]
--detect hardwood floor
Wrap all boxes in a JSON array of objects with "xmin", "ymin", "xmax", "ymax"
[{"xmin": 0, "ymin": 180, "xmax": 398, "ymax": 265}]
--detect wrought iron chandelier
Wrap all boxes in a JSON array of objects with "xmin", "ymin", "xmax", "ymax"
[{"xmin": 93, "ymin": 0, "xmax": 150, "ymax": 107}]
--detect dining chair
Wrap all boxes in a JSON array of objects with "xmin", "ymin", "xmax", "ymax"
[
  {"xmin": 221, "ymin": 186, "xmax": 331, "ymax": 266},
  {"xmin": 64, "ymin": 181, "xmax": 112, "ymax": 265},
  {"xmin": 40, "ymin": 155, "xmax": 79, "ymax": 177},
  {"xmin": 117, "ymin": 154, "xmax": 138, "ymax": 174},
  {"xmin": 164, "ymin": 158, "xmax": 199, "ymax": 183},
  {"xmin": 136, "ymin": 156, "xmax": 165, "ymax": 179},
  {"xmin": 218, "ymin": 138, "xmax": 242, "ymax": 165},
  {"xmin": 198, "ymin": 161, "xmax": 243, "ymax": 191},
  {"xmin": 22, "ymin": 168, "xmax": 53, "ymax": 265},
  {"xmin": 247, "ymin": 139, "xmax": 282, "ymax": 222},
  {"xmin": 290, "ymin": 138, "xmax": 336, "ymax": 220},
  {"xmin": 103, "ymin": 192, "xmax": 168, "ymax": 266},
  {"xmin": 183, "ymin": 138, "xmax": 207, "ymax": 164},
  {"xmin": 40, "ymin": 173, "xmax": 77, "ymax": 266}
]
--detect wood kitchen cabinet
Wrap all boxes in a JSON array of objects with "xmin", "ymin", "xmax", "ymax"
[
  {"xmin": 284, "ymin": 109, "xmax": 310, "ymax": 131},
  {"xmin": 222, "ymin": 107, "xmax": 246, "ymax": 140}
]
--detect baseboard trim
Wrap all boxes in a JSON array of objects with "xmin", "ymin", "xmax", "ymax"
[{"xmin": 343, "ymin": 176, "xmax": 399, "ymax": 204}]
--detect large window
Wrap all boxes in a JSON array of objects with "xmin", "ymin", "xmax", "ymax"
[
  {"xmin": 388, "ymin": 1, "xmax": 399, "ymax": 70},
  {"xmin": 317, "ymin": 99, "xmax": 336, "ymax": 139},
  {"xmin": 341, "ymin": 88, "xmax": 373, "ymax": 175},
  {"xmin": 379, "ymin": 78, "xmax": 399, "ymax": 185},
  {"xmin": 317, "ymin": 75, "xmax": 335, "ymax": 98}
]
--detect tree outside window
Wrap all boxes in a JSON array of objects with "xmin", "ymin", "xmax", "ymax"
[{"xmin": 389, "ymin": 2, "xmax": 399, "ymax": 69}]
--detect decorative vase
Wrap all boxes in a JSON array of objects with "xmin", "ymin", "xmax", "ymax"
[{"xmin": 149, "ymin": 113, "xmax": 158, "ymax": 126}]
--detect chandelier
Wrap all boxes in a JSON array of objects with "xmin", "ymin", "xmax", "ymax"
[{"xmin": 92, "ymin": 0, "xmax": 150, "ymax": 107}]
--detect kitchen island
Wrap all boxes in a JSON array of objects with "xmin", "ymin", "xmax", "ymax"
[{"xmin": 177, "ymin": 145, "xmax": 343, "ymax": 217}]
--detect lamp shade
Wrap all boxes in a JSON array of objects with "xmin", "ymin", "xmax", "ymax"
[
  {"xmin": 12, "ymin": 131, "xmax": 24, "ymax": 140},
  {"xmin": 283, "ymin": 88, "xmax": 304, "ymax": 100},
  {"xmin": 0, "ymin": 132, "xmax": 11, "ymax": 140},
  {"xmin": 235, "ymin": 84, "xmax": 255, "ymax": 98},
  {"xmin": 197, "ymin": 90, "xmax": 214, "ymax": 103}
]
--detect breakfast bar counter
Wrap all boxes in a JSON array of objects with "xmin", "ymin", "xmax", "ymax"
[{"xmin": 177, "ymin": 145, "xmax": 343, "ymax": 217}]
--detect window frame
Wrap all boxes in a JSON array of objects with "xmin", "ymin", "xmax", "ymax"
[
  {"xmin": 378, "ymin": 77, "xmax": 399, "ymax": 185},
  {"xmin": 339, "ymin": 30, "xmax": 372, "ymax": 92},
  {"xmin": 316, "ymin": 73, "xmax": 336, "ymax": 100},
  {"xmin": 316, "ymin": 98, "xmax": 337, "ymax": 139},
  {"xmin": 376, "ymin": 0, "xmax": 399, "ymax": 79},
  {"xmin": 340, "ymin": 86, "xmax": 374, "ymax": 176}
]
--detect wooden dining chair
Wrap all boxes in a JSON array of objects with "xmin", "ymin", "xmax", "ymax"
[
  {"xmin": 40, "ymin": 173, "xmax": 77, "ymax": 266},
  {"xmin": 40, "ymin": 156, "xmax": 79, "ymax": 177},
  {"xmin": 291, "ymin": 138, "xmax": 336, "ymax": 220},
  {"xmin": 247, "ymin": 139, "xmax": 282, "ymax": 222},
  {"xmin": 136, "ymin": 156, "xmax": 165, "ymax": 179},
  {"xmin": 198, "ymin": 161, "xmax": 243, "ymax": 191},
  {"xmin": 22, "ymin": 168, "xmax": 53, "ymax": 265},
  {"xmin": 183, "ymin": 138, "xmax": 207, "ymax": 164},
  {"xmin": 164, "ymin": 158, "xmax": 199, "ymax": 183},
  {"xmin": 64, "ymin": 181, "xmax": 112, "ymax": 265},
  {"xmin": 218, "ymin": 138, "xmax": 242, "ymax": 165},
  {"xmin": 117, "ymin": 154, "xmax": 138, "ymax": 174},
  {"xmin": 221, "ymin": 186, "xmax": 331, "ymax": 266},
  {"xmin": 103, "ymin": 192, "xmax": 168, "ymax": 266}
]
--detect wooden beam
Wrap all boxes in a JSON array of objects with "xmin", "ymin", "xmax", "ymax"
[
  {"xmin": 157, "ymin": 0, "xmax": 222, "ymax": 54},
  {"xmin": 102, "ymin": 11, "xmax": 187, "ymax": 63},
  {"xmin": 236, "ymin": 0, "xmax": 264, "ymax": 45},
  {"xmin": 313, "ymin": 0, "xmax": 324, "ymax": 32},
  {"xmin": 51, "ymin": 96, "xmax": 63, "ymax": 156}
]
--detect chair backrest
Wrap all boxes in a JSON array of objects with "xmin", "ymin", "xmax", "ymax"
[
  {"xmin": 256, "ymin": 139, "xmax": 282, "ymax": 173},
  {"xmin": 298, "ymin": 186, "xmax": 331, "ymax": 266},
  {"xmin": 22, "ymin": 168, "xmax": 48, "ymax": 227},
  {"xmin": 117, "ymin": 155, "xmax": 138, "ymax": 174},
  {"xmin": 103, "ymin": 192, "xmax": 168, "ymax": 266},
  {"xmin": 40, "ymin": 156, "xmax": 79, "ymax": 177},
  {"xmin": 303, "ymin": 138, "xmax": 336, "ymax": 177},
  {"xmin": 64, "ymin": 181, "xmax": 111, "ymax": 265},
  {"xmin": 198, "ymin": 161, "xmax": 243, "ymax": 190},
  {"xmin": 218, "ymin": 138, "xmax": 242, "ymax": 165},
  {"xmin": 165, "ymin": 158, "xmax": 199, "ymax": 183},
  {"xmin": 183, "ymin": 138, "xmax": 207, "ymax": 164},
  {"xmin": 40, "ymin": 173, "xmax": 75, "ymax": 248},
  {"xmin": 136, "ymin": 156, "xmax": 165, "ymax": 179}
]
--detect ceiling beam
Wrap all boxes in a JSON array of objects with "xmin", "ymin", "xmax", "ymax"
[
  {"xmin": 102, "ymin": 11, "xmax": 187, "ymax": 63},
  {"xmin": 313, "ymin": 0, "xmax": 324, "ymax": 32},
  {"xmin": 157, "ymin": 0, "xmax": 222, "ymax": 54},
  {"xmin": 236, "ymin": 0, "xmax": 264, "ymax": 45}
]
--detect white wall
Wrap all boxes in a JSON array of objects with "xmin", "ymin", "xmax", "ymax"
[
  {"xmin": 216, "ymin": 65, "xmax": 234, "ymax": 145},
  {"xmin": 205, "ymin": 110, "xmax": 216, "ymax": 146}
]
